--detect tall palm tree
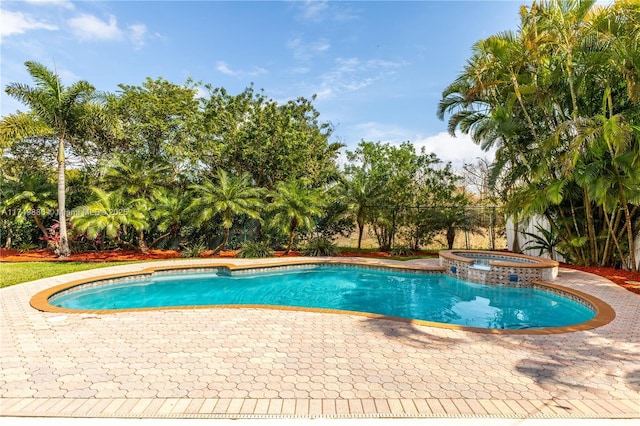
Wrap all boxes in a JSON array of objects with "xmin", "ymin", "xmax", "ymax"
[
  {"xmin": 268, "ymin": 179, "xmax": 325, "ymax": 253},
  {"xmin": 2, "ymin": 61, "xmax": 101, "ymax": 257},
  {"xmin": 189, "ymin": 170, "xmax": 263, "ymax": 254}
]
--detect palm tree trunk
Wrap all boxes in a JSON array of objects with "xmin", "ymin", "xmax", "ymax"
[
  {"xmin": 149, "ymin": 232, "xmax": 174, "ymax": 250},
  {"xmin": 212, "ymin": 227, "xmax": 230, "ymax": 255},
  {"xmin": 620, "ymin": 198, "xmax": 637, "ymax": 272},
  {"xmin": 511, "ymin": 214, "xmax": 522, "ymax": 254},
  {"xmin": 569, "ymin": 201, "xmax": 587, "ymax": 264},
  {"xmin": 57, "ymin": 138, "xmax": 70, "ymax": 258},
  {"xmin": 286, "ymin": 228, "xmax": 296, "ymax": 254},
  {"xmin": 32, "ymin": 213, "xmax": 48, "ymax": 239},
  {"xmin": 357, "ymin": 222, "xmax": 364, "ymax": 252},
  {"xmin": 4, "ymin": 226, "xmax": 13, "ymax": 249},
  {"xmin": 446, "ymin": 227, "xmax": 455, "ymax": 250},
  {"xmin": 115, "ymin": 234, "xmax": 139, "ymax": 252},
  {"xmin": 602, "ymin": 208, "xmax": 624, "ymax": 268},
  {"xmin": 138, "ymin": 230, "xmax": 148, "ymax": 253},
  {"xmin": 512, "ymin": 75, "xmax": 539, "ymax": 144},
  {"xmin": 583, "ymin": 189, "xmax": 597, "ymax": 264}
]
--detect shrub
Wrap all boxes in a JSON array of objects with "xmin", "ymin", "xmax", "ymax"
[
  {"xmin": 302, "ymin": 237, "xmax": 338, "ymax": 257},
  {"xmin": 236, "ymin": 241, "xmax": 274, "ymax": 258},
  {"xmin": 18, "ymin": 243, "xmax": 39, "ymax": 253},
  {"xmin": 181, "ymin": 242, "xmax": 207, "ymax": 258},
  {"xmin": 390, "ymin": 245, "xmax": 413, "ymax": 256}
]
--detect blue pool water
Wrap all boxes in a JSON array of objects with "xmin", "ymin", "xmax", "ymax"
[{"xmin": 50, "ymin": 266, "xmax": 595, "ymax": 329}]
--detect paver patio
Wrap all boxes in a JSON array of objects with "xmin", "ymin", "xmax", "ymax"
[{"xmin": 1, "ymin": 257, "xmax": 639, "ymax": 419}]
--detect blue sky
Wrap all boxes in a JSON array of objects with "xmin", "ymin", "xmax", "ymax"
[{"xmin": 1, "ymin": 0, "xmax": 530, "ymax": 168}]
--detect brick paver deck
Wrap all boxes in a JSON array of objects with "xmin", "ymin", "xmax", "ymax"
[{"xmin": 1, "ymin": 257, "xmax": 638, "ymax": 418}]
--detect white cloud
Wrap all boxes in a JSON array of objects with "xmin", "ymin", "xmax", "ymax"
[
  {"xmin": 216, "ymin": 61, "xmax": 268, "ymax": 78},
  {"xmin": 351, "ymin": 121, "xmax": 409, "ymax": 142},
  {"xmin": 248, "ymin": 66, "xmax": 268, "ymax": 77},
  {"xmin": 295, "ymin": 0, "xmax": 358, "ymax": 22},
  {"xmin": 313, "ymin": 57, "xmax": 405, "ymax": 100},
  {"xmin": 413, "ymin": 132, "xmax": 495, "ymax": 169},
  {"xmin": 24, "ymin": 0, "xmax": 74, "ymax": 9},
  {"xmin": 292, "ymin": 66, "xmax": 311, "ymax": 75},
  {"xmin": 195, "ymin": 86, "xmax": 209, "ymax": 100},
  {"xmin": 57, "ymin": 67, "xmax": 80, "ymax": 85},
  {"xmin": 287, "ymin": 37, "xmax": 330, "ymax": 60},
  {"xmin": 297, "ymin": 0, "xmax": 329, "ymax": 22},
  {"xmin": 68, "ymin": 14, "xmax": 122, "ymax": 41},
  {"xmin": 128, "ymin": 23, "xmax": 147, "ymax": 49},
  {"xmin": 216, "ymin": 61, "xmax": 236, "ymax": 76},
  {"xmin": 0, "ymin": 9, "xmax": 58, "ymax": 36},
  {"xmin": 314, "ymin": 87, "xmax": 333, "ymax": 99}
]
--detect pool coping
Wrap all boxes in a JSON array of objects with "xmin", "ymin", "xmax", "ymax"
[
  {"xmin": 29, "ymin": 258, "xmax": 615, "ymax": 336},
  {"xmin": 439, "ymin": 250, "xmax": 559, "ymax": 268}
]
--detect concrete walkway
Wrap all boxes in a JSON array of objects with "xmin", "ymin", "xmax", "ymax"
[{"xmin": 1, "ymin": 257, "xmax": 639, "ymax": 419}]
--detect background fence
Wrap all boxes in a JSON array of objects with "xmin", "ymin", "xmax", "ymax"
[{"xmin": 185, "ymin": 205, "xmax": 508, "ymax": 253}]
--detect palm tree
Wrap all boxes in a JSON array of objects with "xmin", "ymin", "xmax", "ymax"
[
  {"xmin": 341, "ymin": 171, "xmax": 382, "ymax": 252},
  {"xmin": 268, "ymin": 179, "xmax": 325, "ymax": 253},
  {"xmin": 2, "ymin": 61, "xmax": 102, "ymax": 257},
  {"xmin": 71, "ymin": 188, "xmax": 148, "ymax": 251},
  {"xmin": 149, "ymin": 188, "xmax": 191, "ymax": 249},
  {"xmin": 100, "ymin": 155, "xmax": 174, "ymax": 252},
  {"xmin": 1, "ymin": 173, "xmax": 56, "ymax": 247},
  {"xmin": 188, "ymin": 170, "xmax": 263, "ymax": 254},
  {"xmin": 431, "ymin": 193, "xmax": 484, "ymax": 250},
  {"xmin": 100, "ymin": 155, "xmax": 173, "ymax": 197},
  {"xmin": 436, "ymin": 0, "xmax": 640, "ymax": 269}
]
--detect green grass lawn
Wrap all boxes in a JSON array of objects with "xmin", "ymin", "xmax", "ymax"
[{"xmin": 0, "ymin": 262, "xmax": 141, "ymax": 288}]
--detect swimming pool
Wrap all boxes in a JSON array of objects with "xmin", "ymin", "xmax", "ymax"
[{"xmin": 45, "ymin": 264, "xmax": 597, "ymax": 331}]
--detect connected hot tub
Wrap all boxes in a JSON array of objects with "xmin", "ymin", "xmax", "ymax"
[{"xmin": 439, "ymin": 250, "xmax": 559, "ymax": 286}]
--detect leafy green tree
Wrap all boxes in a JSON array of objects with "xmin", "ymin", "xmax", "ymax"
[
  {"xmin": 405, "ymin": 158, "xmax": 463, "ymax": 250},
  {"xmin": 188, "ymin": 170, "xmax": 263, "ymax": 254},
  {"xmin": 268, "ymin": 179, "xmax": 326, "ymax": 253},
  {"xmin": 344, "ymin": 141, "xmax": 454, "ymax": 251},
  {"xmin": 107, "ymin": 77, "xmax": 201, "ymax": 163},
  {"xmin": 202, "ymin": 86, "xmax": 342, "ymax": 188},
  {"xmin": 2, "ymin": 61, "xmax": 105, "ymax": 257}
]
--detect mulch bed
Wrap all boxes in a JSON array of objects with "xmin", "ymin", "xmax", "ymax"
[
  {"xmin": 560, "ymin": 263, "xmax": 640, "ymax": 295},
  {"xmin": 1, "ymin": 248, "xmax": 639, "ymax": 295}
]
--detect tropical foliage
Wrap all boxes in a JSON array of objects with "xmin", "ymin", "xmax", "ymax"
[
  {"xmin": 438, "ymin": 0, "xmax": 640, "ymax": 270},
  {"xmin": 188, "ymin": 170, "xmax": 263, "ymax": 254},
  {"xmin": 4, "ymin": 1, "xmax": 635, "ymax": 269}
]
